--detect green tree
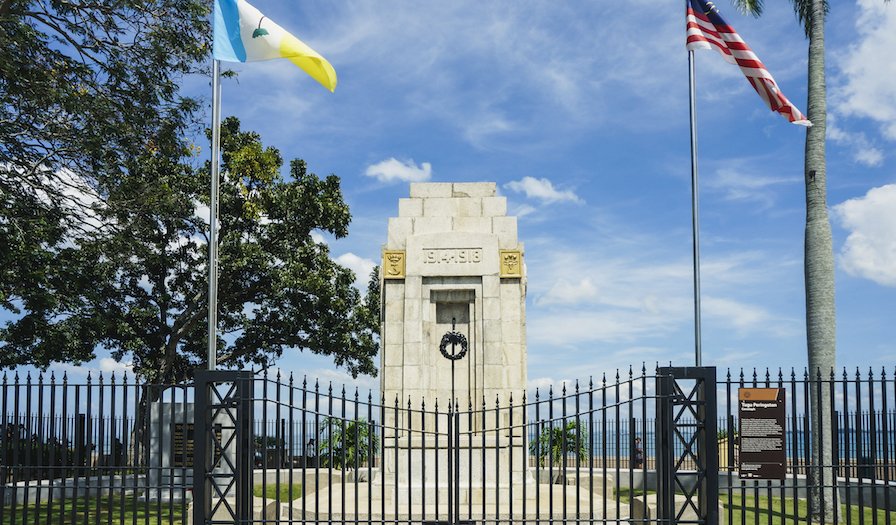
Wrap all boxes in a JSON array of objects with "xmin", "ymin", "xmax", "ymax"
[
  {"xmin": 732, "ymin": 0, "xmax": 887, "ymax": 519},
  {"xmin": 529, "ymin": 420, "xmax": 588, "ymax": 471},
  {"xmin": 0, "ymin": 117, "xmax": 379, "ymax": 382},
  {"xmin": 0, "ymin": 0, "xmax": 209, "ymax": 363},
  {"xmin": 0, "ymin": 0, "xmax": 208, "ymax": 187},
  {"xmin": 317, "ymin": 417, "xmax": 379, "ymax": 470}
]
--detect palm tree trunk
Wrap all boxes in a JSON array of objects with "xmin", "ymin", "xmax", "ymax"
[{"xmin": 803, "ymin": 0, "xmax": 837, "ymax": 520}]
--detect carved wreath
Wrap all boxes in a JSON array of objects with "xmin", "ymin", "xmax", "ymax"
[{"xmin": 439, "ymin": 331, "xmax": 468, "ymax": 361}]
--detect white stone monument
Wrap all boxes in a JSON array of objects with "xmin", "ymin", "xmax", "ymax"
[
  {"xmin": 279, "ymin": 182, "xmax": 617, "ymax": 521},
  {"xmin": 378, "ymin": 181, "xmax": 528, "ymax": 507},
  {"xmin": 380, "ymin": 182, "xmax": 527, "ymax": 405}
]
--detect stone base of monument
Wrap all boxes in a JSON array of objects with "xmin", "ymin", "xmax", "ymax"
[
  {"xmin": 265, "ymin": 469, "xmax": 622, "ymax": 523},
  {"xmin": 185, "ymin": 469, "xmax": 624, "ymax": 524}
]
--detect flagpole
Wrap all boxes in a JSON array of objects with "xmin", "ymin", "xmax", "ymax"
[
  {"xmin": 688, "ymin": 48, "xmax": 703, "ymax": 367},
  {"xmin": 207, "ymin": 59, "xmax": 222, "ymax": 371}
]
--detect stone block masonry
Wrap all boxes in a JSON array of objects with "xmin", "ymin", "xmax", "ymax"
[{"xmin": 381, "ymin": 182, "xmax": 527, "ymax": 407}]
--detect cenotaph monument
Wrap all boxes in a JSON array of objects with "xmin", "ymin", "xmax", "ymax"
[
  {"xmin": 277, "ymin": 182, "xmax": 616, "ymax": 522},
  {"xmin": 380, "ymin": 181, "xmax": 526, "ymax": 407},
  {"xmin": 378, "ymin": 181, "xmax": 528, "ymax": 509}
]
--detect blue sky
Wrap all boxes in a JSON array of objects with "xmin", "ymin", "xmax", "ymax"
[{"xmin": 29, "ymin": 0, "xmax": 896, "ymax": 390}]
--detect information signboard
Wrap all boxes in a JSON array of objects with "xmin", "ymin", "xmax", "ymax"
[{"xmin": 738, "ymin": 387, "xmax": 786, "ymax": 480}]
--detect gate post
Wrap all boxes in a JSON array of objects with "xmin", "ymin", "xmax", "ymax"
[
  {"xmin": 193, "ymin": 370, "xmax": 254, "ymax": 525},
  {"xmin": 656, "ymin": 367, "xmax": 718, "ymax": 525}
]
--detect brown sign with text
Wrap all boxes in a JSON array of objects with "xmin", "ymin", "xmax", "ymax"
[{"xmin": 738, "ymin": 388, "xmax": 787, "ymax": 480}]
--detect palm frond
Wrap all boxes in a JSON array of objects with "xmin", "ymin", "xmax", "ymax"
[
  {"xmin": 731, "ymin": 0, "xmax": 764, "ymax": 17},
  {"xmin": 792, "ymin": 0, "xmax": 830, "ymax": 38}
]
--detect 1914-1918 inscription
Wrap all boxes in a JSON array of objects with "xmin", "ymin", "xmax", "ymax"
[
  {"xmin": 739, "ymin": 388, "xmax": 787, "ymax": 480},
  {"xmin": 423, "ymin": 248, "xmax": 482, "ymax": 264}
]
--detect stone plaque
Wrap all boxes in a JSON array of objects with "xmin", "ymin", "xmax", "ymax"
[
  {"xmin": 171, "ymin": 423, "xmax": 194, "ymax": 468},
  {"xmin": 500, "ymin": 250, "xmax": 522, "ymax": 277},
  {"xmin": 382, "ymin": 250, "xmax": 406, "ymax": 279},
  {"xmin": 738, "ymin": 387, "xmax": 787, "ymax": 480},
  {"xmin": 406, "ymin": 232, "xmax": 499, "ymax": 277}
]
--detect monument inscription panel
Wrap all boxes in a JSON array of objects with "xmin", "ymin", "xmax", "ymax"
[{"xmin": 423, "ymin": 248, "xmax": 482, "ymax": 264}]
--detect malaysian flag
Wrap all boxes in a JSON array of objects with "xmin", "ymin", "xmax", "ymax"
[{"xmin": 686, "ymin": 0, "xmax": 811, "ymax": 126}]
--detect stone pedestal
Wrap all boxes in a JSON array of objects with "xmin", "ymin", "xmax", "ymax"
[{"xmin": 147, "ymin": 402, "xmax": 194, "ymax": 501}]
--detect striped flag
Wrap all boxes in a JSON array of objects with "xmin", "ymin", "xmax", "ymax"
[
  {"xmin": 686, "ymin": 0, "xmax": 810, "ymax": 126},
  {"xmin": 213, "ymin": 0, "xmax": 337, "ymax": 92}
]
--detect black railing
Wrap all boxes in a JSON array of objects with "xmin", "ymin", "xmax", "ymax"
[
  {"xmin": 0, "ymin": 371, "xmax": 192, "ymax": 525},
  {"xmin": 1, "ymin": 366, "xmax": 894, "ymax": 524}
]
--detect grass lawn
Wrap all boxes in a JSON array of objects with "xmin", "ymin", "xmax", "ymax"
[
  {"xmin": 720, "ymin": 492, "xmax": 891, "ymax": 525},
  {"xmin": 252, "ymin": 483, "xmax": 303, "ymax": 502},
  {"xmin": 618, "ymin": 487, "xmax": 889, "ymax": 524},
  {"xmin": 1, "ymin": 483, "xmax": 304, "ymax": 525},
  {"xmin": 0, "ymin": 494, "xmax": 185, "ymax": 525},
  {"xmin": 616, "ymin": 487, "xmax": 656, "ymax": 503}
]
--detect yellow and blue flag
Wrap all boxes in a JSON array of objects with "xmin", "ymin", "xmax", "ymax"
[{"xmin": 213, "ymin": 0, "xmax": 337, "ymax": 92}]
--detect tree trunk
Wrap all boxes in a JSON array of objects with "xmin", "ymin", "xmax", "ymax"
[{"xmin": 803, "ymin": 0, "xmax": 837, "ymax": 520}]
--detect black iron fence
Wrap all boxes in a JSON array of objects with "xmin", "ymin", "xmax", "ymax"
[{"xmin": 1, "ymin": 366, "xmax": 894, "ymax": 524}]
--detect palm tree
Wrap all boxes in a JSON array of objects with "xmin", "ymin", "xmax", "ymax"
[
  {"xmin": 317, "ymin": 417, "xmax": 378, "ymax": 470},
  {"xmin": 732, "ymin": 0, "xmax": 886, "ymax": 519},
  {"xmin": 529, "ymin": 420, "xmax": 588, "ymax": 478}
]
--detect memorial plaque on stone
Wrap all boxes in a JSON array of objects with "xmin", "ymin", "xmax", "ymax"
[
  {"xmin": 738, "ymin": 388, "xmax": 786, "ymax": 480},
  {"xmin": 171, "ymin": 423, "xmax": 194, "ymax": 468}
]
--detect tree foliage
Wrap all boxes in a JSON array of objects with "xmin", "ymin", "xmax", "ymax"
[
  {"xmin": 0, "ymin": 0, "xmax": 208, "ymax": 185},
  {"xmin": 1, "ymin": 117, "xmax": 379, "ymax": 382},
  {"xmin": 1, "ymin": 0, "xmax": 210, "ymax": 359}
]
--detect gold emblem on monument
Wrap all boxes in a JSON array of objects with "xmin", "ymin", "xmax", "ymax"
[
  {"xmin": 383, "ymin": 250, "xmax": 406, "ymax": 279},
  {"xmin": 499, "ymin": 250, "xmax": 522, "ymax": 278}
]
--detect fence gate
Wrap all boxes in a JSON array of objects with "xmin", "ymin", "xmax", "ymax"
[
  {"xmin": 185, "ymin": 368, "xmax": 722, "ymax": 525},
  {"xmin": 193, "ymin": 370, "xmax": 254, "ymax": 525},
  {"xmin": 657, "ymin": 366, "xmax": 718, "ymax": 525}
]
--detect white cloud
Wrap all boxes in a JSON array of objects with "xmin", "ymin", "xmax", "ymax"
[
  {"xmin": 194, "ymin": 202, "xmax": 211, "ymax": 225},
  {"xmin": 335, "ymin": 252, "xmax": 377, "ymax": 290},
  {"xmin": 707, "ymin": 167, "xmax": 800, "ymax": 207},
  {"xmin": 364, "ymin": 158, "xmax": 432, "ymax": 183},
  {"xmin": 303, "ymin": 1, "xmax": 687, "ymax": 150},
  {"xmin": 833, "ymin": 0, "xmax": 896, "ymax": 140},
  {"xmin": 536, "ymin": 278, "xmax": 598, "ymax": 306},
  {"xmin": 702, "ymin": 296, "xmax": 771, "ymax": 332},
  {"xmin": 99, "ymin": 358, "xmax": 134, "ymax": 376},
  {"xmin": 504, "ymin": 177, "xmax": 582, "ymax": 204},
  {"xmin": 833, "ymin": 184, "xmax": 896, "ymax": 287},
  {"xmin": 511, "ymin": 203, "xmax": 537, "ymax": 218},
  {"xmin": 827, "ymin": 117, "xmax": 885, "ymax": 167},
  {"xmin": 310, "ymin": 231, "xmax": 327, "ymax": 245},
  {"xmin": 527, "ymin": 310, "xmax": 678, "ymax": 345},
  {"xmin": 854, "ymin": 147, "xmax": 885, "ymax": 167},
  {"xmin": 522, "ymin": 242, "xmax": 802, "ymax": 352}
]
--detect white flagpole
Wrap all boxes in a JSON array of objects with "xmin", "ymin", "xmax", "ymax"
[
  {"xmin": 207, "ymin": 59, "xmax": 222, "ymax": 371},
  {"xmin": 688, "ymin": 46, "xmax": 703, "ymax": 367}
]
